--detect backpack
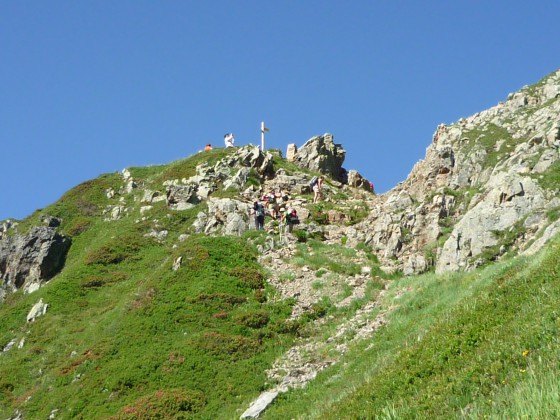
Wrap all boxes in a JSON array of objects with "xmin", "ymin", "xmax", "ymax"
[
  {"xmin": 309, "ymin": 176, "xmax": 318, "ymax": 188},
  {"xmin": 255, "ymin": 203, "xmax": 265, "ymax": 217},
  {"xmin": 287, "ymin": 209, "xmax": 300, "ymax": 224}
]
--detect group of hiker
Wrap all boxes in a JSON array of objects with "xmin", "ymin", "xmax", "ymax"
[
  {"xmin": 200, "ymin": 136, "xmax": 337, "ymax": 234},
  {"xmin": 252, "ymin": 198, "xmax": 299, "ymax": 233},
  {"xmin": 251, "ymin": 175, "xmax": 324, "ymax": 233}
]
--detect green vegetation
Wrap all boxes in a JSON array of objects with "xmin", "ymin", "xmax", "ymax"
[
  {"xmin": 292, "ymin": 240, "xmax": 361, "ymax": 277},
  {"xmin": 461, "ymin": 123, "xmax": 523, "ymax": 170},
  {"xmin": 535, "ymin": 160, "xmax": 560, "ymax": 192},
  {"xmin": 547, "ymin": 206, "xmax": 560, "ymax": 222},
  {"xmin": 0, "ymin": 212, "xmax": 300, "ymax": 419},
  {"xmin": 307, "ymin": 200, "xmax": 370, "ymax": 226},
  {"xmin": 261, "ymin": 234, "xmax": 560, "ymax": 419},
  {"xmin": 0, "ymin": 134, "xmax": 382, "ymax": 418},
  {"xmin": 10, "ymin": 173, "xmax": 123, "ymax": 237},
  {"xmin": 154, "ymin": 148, "xmax": 236, "ymax": 183}
]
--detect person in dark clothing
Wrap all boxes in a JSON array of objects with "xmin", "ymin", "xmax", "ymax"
[{"xmin": 253, "ymin": 201, "xmax": 265, "ymax": 230}]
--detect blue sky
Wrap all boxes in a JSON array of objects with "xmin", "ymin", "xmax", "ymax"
[{"xmin": 1, "ymin": 1, "xmax": 559, "ymax": 221}]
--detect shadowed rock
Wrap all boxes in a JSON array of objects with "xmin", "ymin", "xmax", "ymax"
[{"xmin": 0, "ymin": 218, "xmax": 71, "ymax": 301}]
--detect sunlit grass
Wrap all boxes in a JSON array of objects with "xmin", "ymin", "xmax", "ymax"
[{"xmin": 263, "ymin": 235, "xmax": 560, "ymax": 419}]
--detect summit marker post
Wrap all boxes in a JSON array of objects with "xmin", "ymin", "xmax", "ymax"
[{"xmin": 261, "ymin": 121, "xmax": 269, "ymax": 151}]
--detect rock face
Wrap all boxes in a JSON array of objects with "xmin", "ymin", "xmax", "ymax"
[
  {"xmin": 192, "ymin": 198, "xmax": 251, "ymax": 236},
  {"xmin": 292, "ymin": 134, "xmax": 347, "ymax": 182},
  {"xmin": 0, "ymin": 218, "xmax": 71, "ymax": 301},
  {"xmin": 343, "ymin": 69, "xmax": 560, "ymax": 274}
]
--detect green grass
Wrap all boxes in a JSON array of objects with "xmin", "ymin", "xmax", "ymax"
[
  {"xmin": 153, "ymin": 148, "xmax": 237, "ymax": 183},
  {"xmin": 307, "ymin": 200, "xmax": 370, "ymax": 226},
  {"xmin": 0, "ymin": 222, "xmax": 299, "ymax": 419},
  {"xmin": 535, "ymin": 160, "xmax": 560, "ymax": 192},
  {"xmin": 547, "ymin": 206, "xmax": 560, "ymax": 222},
  {"xmin": 461, "ymin": 123, "xmax": 522, "ymax": 170},
  {"xmin": 261, "ymin": 234, "xmax": 560, "ymax": 419},
  {"xmin": 8, "ymin": 172, "xmax": 123, "ymax": 236},
  {"xmin": 292, "ymin": 240, "xmax": 362, "ymax": 277}
]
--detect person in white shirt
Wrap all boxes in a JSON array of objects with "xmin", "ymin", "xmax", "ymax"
[{"xmin": 224, "ymin": 133, "xmax": 235, "ymax": 148}]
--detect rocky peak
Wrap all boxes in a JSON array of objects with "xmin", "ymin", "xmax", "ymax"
[
  {"xmin": 343, "ymin": 69, "xmax": 560, "ymax": 274},
  {"xmin": 292, "ymin": 134, "xmax": 347, "ymax": 182}
]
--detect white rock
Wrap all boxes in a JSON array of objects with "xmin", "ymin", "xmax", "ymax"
[
  {"xmin": 27, "ymin": 298, "xmax": 48, "ymax": 322},
  {"xmin": 240, "ymin": 391, "xmax": 279, "ymax": 419}
]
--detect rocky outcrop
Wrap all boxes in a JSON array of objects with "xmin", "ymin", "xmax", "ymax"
[
  {"xmin": 292, "ymin": 134, "xmax": 347, "ymax": 182},
  {"xmin": 347, "ymin": 169, "xmax": 372, "ymax": 191},
  {"xmin": 0, "ymin": 217, "xmax": 71, "ymax": 302},
  {"xmin": 162, "ymin": 146, "xmax": 273, "ymax": 211},
  {"xmin": 435, "ymin": 172, "xmax": 552, "ymax": 272},
  {"xmin": 343, "ymin": 69, "xmax": 560, "ymax": 274},
  {"xmin": 192, "ymin": 198, "xmax": 251, "ymax": 236},
  {"xmin": 291, "ymin": 135, "xmax": 371, "ymax": 189},
  {"xmin": 27, "ymin": 298, "xmax": 48, "ymax": 322}
]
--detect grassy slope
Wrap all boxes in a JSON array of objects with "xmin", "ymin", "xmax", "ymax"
[
  {"xmin": 1, "ymin": 142, "xmax": 559, "ymax": 419},
  {"xmin": 0, "ymin": 151, "xmax": 302, "ymax": 419},
  {"xmin": 262, "ymin": 235, "xmax": 560, "ymax": 419},
  {"xmin": 0, "ymin": 223, "xmax": 298, "ymax": 418}
]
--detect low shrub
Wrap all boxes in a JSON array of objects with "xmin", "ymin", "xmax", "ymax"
[
  {"xmin": 302, "ymin": 297, "xmax": 333, "ymax": 322},
  {"xmin": 229, "ymin": 267, "xmax": 265, "ymax": 289},
  {"xmin": 196, "ymin": 332, "xmax": 260, "ymax": 360},
  {"xmin": 112, "ymin": 389, "xmax": 206, "ymax": 419},
  {"xmin": 547, "ymin": 207, "xmax": 560, "ymax": 222},
  {"xmin": 271, "ymin": 319, "xmax": 302, "ymax": 335},
  {"xmin": 180, "ymin": 244, "xmax": 210, "ymax": 271},
  {"xmin": 254, "ymin": 289, "xmax": 267, "ymax": 303},
  {"xmin": 0, "ymin": 380, "xmax": 14, "ymax": 399},
  {"xmin": 79, "ymin": 271, "xmax": 128, "ymax": 289},
  {"xmin": 191, "ymin": 293, "xmax": 247, "ymax": 309},
  {"xmin": 294, "ymin": 229, "xmax": 309, "ymax": 243},
  {"xmin": 235, "ymin": 310, "xmax": 270, "ymax": 329},
  {"xmin": 66, "ymin": 217, "xmax": 92, "ymax": 236},
  {"xmin": 85, "ymin": 235, "xmax": 150, "ymax": 265}
]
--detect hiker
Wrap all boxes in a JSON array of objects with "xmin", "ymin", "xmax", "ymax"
[
  {"xmin": 280, "ymin": 207, "xmax": 299, "ymax": 233},
  {"xmin": 270, "ymin": 200, "xmax": 280, "ymax": 220},
  {"xmin": 263, "ymin": 190, "xmax": 280, "ymax": 219},
  {"xmin": 224, "ymin": 133, "xmax": 235, "ymax": 148},
  {"xmin": 282, "ymin": 191, "xmax": 292, "ymax": 203},
  {"xmin": 279, "ymin": 207, "xmax": 292, "ymax": 233},
  {"xmin": 204, "ymin": 144, "xmax": 213, "ymax": 151},
  {"xmin": 253, "ymin": 201, "xmax": 265, "ymax": 230},
  {"xmin": 288, "ymin": 208, "xmax": 299, "ymax": 226},
  {"xmin": 312, "ymin": 176, "xmax": 324, "ymax": 203}
]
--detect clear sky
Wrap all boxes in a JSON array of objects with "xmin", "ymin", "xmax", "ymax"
[{"xmin": 1, "ymin": 1, "xmax": 559, "ymax": 221}]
